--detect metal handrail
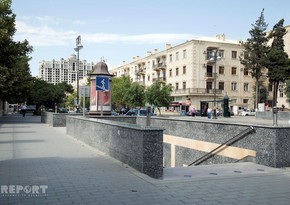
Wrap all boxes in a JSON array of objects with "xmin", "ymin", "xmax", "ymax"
[{"xmin": 188, "ymin": 126, "xmax": 255, "ymax": 166}]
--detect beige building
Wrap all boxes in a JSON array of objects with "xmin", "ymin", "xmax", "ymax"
[
  {"xmin": 111, "ymin": 26, "xmax": 290, "ymax": 113},
  {"xmin": 39, "ymin": 54, "xmax": 95, "ymax": 85},
  {"xmin": 110, "ymin": 34, "xmax": 256, "ymax": 113}
]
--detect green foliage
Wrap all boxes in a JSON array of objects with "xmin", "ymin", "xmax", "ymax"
[
  {"xmin": 65, "ymin": 92, "xmax": 76, "ymax": 109},
  {"xmin": 111, "ymin": 76, "xmax": 132, "ymax": 110},
  {"xmin": 266, "ymin": 19, "xmax": 289, "ymax": 82},
  {"xmin": 285, "ymin": 80, "xmax": 290, "ymax": 103},
  {"xmin": 145, "ymin": 81, "xmax": 172, "ymax": 114},
  {"xmin": 265, "ymin": 19, "xmax": 290, "ymax": 107},
  {"xmin": 0, "ymin": 0, "xmax": 33, "ymax": 103},
  {"xmin": 27, "ymin": 78, "xmax": 73, "ymax": 110},
  {"xmin": 240, "ymin": 9, "xmax": 269, "ymax": 108},
  {"xmin": 125, "ymin": 82, "xmax": 145, "ymax": 108}
]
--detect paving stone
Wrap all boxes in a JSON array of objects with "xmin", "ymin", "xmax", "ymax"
[{"xmin": 1, "ymin": 114, "xmax": 290, "ymax": 205}]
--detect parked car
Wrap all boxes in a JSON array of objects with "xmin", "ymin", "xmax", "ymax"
[
  {"xmin": 240, "ymin": 109, "xmax": 256, "ymax": 116},
  {"xmin": 58, "ymin": 108, "xmax": 68, "ymax": 113},
  {"xmin": 125, "ymin": 108, "xmax": 155, "ymax": 116},
  {"xmin": 111, "ymin": 110, "xmax": 119, "ymax": 116}
]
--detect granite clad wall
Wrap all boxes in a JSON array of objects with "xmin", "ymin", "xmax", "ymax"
[
  {"xmin": 256, "ymin": 111, "xmax": 290, "ymax": 121},
  {"xmin": 136, "ymin": 118, "xmax": 290, "ymax": 168},
  {"xmin": 41, "ymin": 112, "xmax": 81, "ymax": 127},
  {"xmin": 66, "ymin": 116, "xmax": 163, "ymax": 179}
]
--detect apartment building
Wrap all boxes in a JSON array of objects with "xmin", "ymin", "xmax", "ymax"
[
  {"xmin": 38, "ymin": 54, "xmax": 95, "ymax": 85},
  {"xmin": 110, "ymin": 34, "xmax": 256, "ymax": 112}
]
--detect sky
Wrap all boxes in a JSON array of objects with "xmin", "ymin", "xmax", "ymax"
[{"xmin": 11, "ymin": 0, "xmax": 290, "ymax": 77}]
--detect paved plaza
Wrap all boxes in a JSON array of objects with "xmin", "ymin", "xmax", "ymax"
[{"xmin": 1, "ymin": 113, "xmax": 290, "ymax": 204}]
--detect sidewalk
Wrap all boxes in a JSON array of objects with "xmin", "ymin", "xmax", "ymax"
[{"xmin": 1, "ymin": 113, "xmax": 290, "ymax": 204}]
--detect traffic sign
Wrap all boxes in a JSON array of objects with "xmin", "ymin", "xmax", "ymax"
[
  {"xmin": 96, "ymin": 77, "xmax": 109, "ymax": 91},
  {"xmin": 79, "ymin": 86, "xmax": 90, "ymax": 97}
]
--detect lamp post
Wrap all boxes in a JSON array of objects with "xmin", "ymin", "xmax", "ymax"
[
  {"xmin": 210, "ymin": 49, "xmax": 220, "ymax": 119},
  {"xmin": 74, "ymin": 35, "xmax": 83, "ymax": 113}
]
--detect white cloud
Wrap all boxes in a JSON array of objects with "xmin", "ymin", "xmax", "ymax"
[
  {"xmin": 73, "ymin": 20, "xmax": 87, "ymax": 25},
  {"xmin": 15, "ymin": 20, "xmax": 196, "ymax": 47}
]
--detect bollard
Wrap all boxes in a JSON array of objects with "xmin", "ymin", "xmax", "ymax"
[
  {"xmin": 273, "ymin": 106, "xmax": 278, "ymax": 127},
  {"xmin": 146, "ymin": 106, "xmax": 151, "ymax": 128}
]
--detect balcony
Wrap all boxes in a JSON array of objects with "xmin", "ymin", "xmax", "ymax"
[
  {"xmin": 204, "ymin": 72, "xmax": 217, "ymax": 80},
  {"xmin": 135, "ymin": 69, "xmax": 146, "ymax": 76},
  {"xmin": 171, "ymin": 88, "xmax": 223, "ymax": 95},
  {"xmin": 153, "ymin": 63, "xmax": 167, "ymax": 71},
  {"xmin": 153, "ymin": 76, "xmax": 166, "ymax": 84}
]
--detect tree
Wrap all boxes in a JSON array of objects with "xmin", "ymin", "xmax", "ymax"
[
  {"xmin": 265, "ymin": 19, "xmax": 290, "ymax": 108},
  {"xmin": 125, "ymin": 82, "xmax": 145, "ymax": 108},
  {"xmin": 27, "ymin": 78, "xmax": 73, "ymax": 112},
  {"xmin": 111, "ymin": 76, "xmax": 132, "ymax": 111},
  {"xmin": 253, "ymin": 84, "xmax": 268, "ymax": 105},
  {"xmin": 240, "ymin": 9, "xmax": 268, "ymax": 109},
  {"xmin": 0, "ymin": 0, "xmax": 33, "ymax": 104},
  {"xmin": 145, "ymin": 81, "xmax": 172, "ymax": 115},
  {"xmin": 285, "ymin": 80, "xmax": 290, "ymax": 103}
]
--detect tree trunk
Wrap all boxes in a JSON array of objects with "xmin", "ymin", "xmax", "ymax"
[
  {"xmin": 273, "ymin": 80, "xmax": 279, "ymax": 108},
  {"xmin": 255, "ymin": 79, "xmax": 259, "ymax": 110}
]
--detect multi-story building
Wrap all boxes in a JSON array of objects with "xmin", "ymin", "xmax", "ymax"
[
  {"xmin": 111, "ymin": 25, "xmax": 290, "ymax": 113},
  {"xmin": 38, "ymin": 54, "xmax": 95, "ymax": 84},
  {"xmin": 110, "ymin": 34, "xmax": 256, "ymax": 113}
]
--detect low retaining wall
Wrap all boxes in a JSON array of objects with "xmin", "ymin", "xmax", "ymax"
[
  {"xmin": 256, "ymin": 111, "xmax": 290, "ymax": 121},
  {"xmin": 41, "ymin": 112, "xmax": 81, "ymax": 127},
  {"xmin": 66, "ymin": 116, "xmax": 163, "ymax": 179},
  {"xmin": 136, "ymin": 117, "xmax": 290, "ymax": 168}
]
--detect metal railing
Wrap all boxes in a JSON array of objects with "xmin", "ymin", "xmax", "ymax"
[
  {"xmin": 188, "ymin": 126, "xmax": 255, "ymax": 166},
  {"xmin": 172, "ymin": 88, "xmax": 223, "ymax": 95}
]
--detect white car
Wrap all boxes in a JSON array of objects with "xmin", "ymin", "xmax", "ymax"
[{"xmin": 240, "ymin": 110, "xmax": 256, "ymax": 116}]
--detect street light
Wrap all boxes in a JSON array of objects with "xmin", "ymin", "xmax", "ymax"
[
  {"xmin": 74, "ymin": 35, "xmax": 83, "ymax": 113},
  {"xmin": 210, "ymin": 49, "xmax": 221, "ymax": 119}
]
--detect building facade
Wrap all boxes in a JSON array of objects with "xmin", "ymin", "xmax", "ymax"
[
  {"xmin": 110, "ymin": 34, "xmax": 258, "ymax": 113},
  {"xmin": 38, "ymin": 54, "xmax": 95, "ymax": 85}
]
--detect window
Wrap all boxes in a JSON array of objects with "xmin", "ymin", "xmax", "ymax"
[
  {"xmin": 206, "ymin": 82, "xmax": 212, "ymax": 90},
  {"xmin": 147, "ymin": 75, "xmax": 150, "ymax": 81},
  {"xmin": 244, "ymin": 83, "xmax": 249, "ymax": 92},
  {"xmin": 280, "ymin": 91, "xmax": 284, "ymax": 97},
  {"xmin": 219, "ymin": 82, "xmax": 224, "ymax": 90},
  {"xmin": 169, "ymin": 69, "xmax": 172, "ymax": 77},
  {"xmin": 175, "ymin": 82, "xmax": 179, "ymax": 90},
  {"xmin": 218, "ymin": 50, "xmax": 224, "ymax": 58},
  {"xmin": 232, "ymin": 51, "xmax": 237, "ymax": 59},
  {"xmin": 183, "ymin": 49, "xmax": 187, "ymax": 59},
  {"xmin": 183, "ymin": 82, "xmax": 186, "ymax": 89},
  {"xmin": 243, "ymin": 99, "xmax": 249, "ymax": 104},
  {"xmin": 219, "ymin": 66, "xmax": 224, "ymax": 74},
  {"xmin": 169, "ymin": 54, "xmax": 172, "ymax": 62},
  {"xmin": 183, "ymin": 66, "xmax": 186, "ymax": 74},
  {"xmin": 176, "ymin": 52, "xmax": 179, "ymax": 61},
  {"xmin": 176, "ymin": 67, "xmax": 179, "ymax": 76},
  {"xmin": 231, "ymin": 82, "xmax": 237, "ymax": 90},
  {"xmin": 244, "ymin": 68, "xmax": 249, "ymax": 75},
  {"xmin": 232, "ymin": 67, "xmax": 237, "ymax": 75}
]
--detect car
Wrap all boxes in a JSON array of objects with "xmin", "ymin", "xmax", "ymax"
[
  {"xmin": 111, "ymin": 110, "xmax": 119, "ymax": 116},
  {"xmin": 240, "ymin": 109, "xmax": 256, "ymax": 116},
  {"xmin": 58, "ymin": 108, "xmax": 68, "ymax": 113},
  {"xmin": 125, "ymin": 108, "xmax": 155, "ymax": 116}
]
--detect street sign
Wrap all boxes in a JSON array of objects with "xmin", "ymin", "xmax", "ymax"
[
  {"xmin": 79, "ymin": 86, "xmax": 90, "ymax": 97},
  {"xmin": 96, "ymin": 77, "xmax": 109, "ymax": 91}
]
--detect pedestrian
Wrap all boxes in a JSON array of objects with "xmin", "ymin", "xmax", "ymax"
[
  {"xmin": 191, "ymin": 107, "xmax": 196, "ymax": 117},
  {"xmin": 207, "ymin": 107, "xmax": 212, "ymax": 119},
  {"xmin": 21, "ymin": 104, "xmax": 27, "ymax": 117}
]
